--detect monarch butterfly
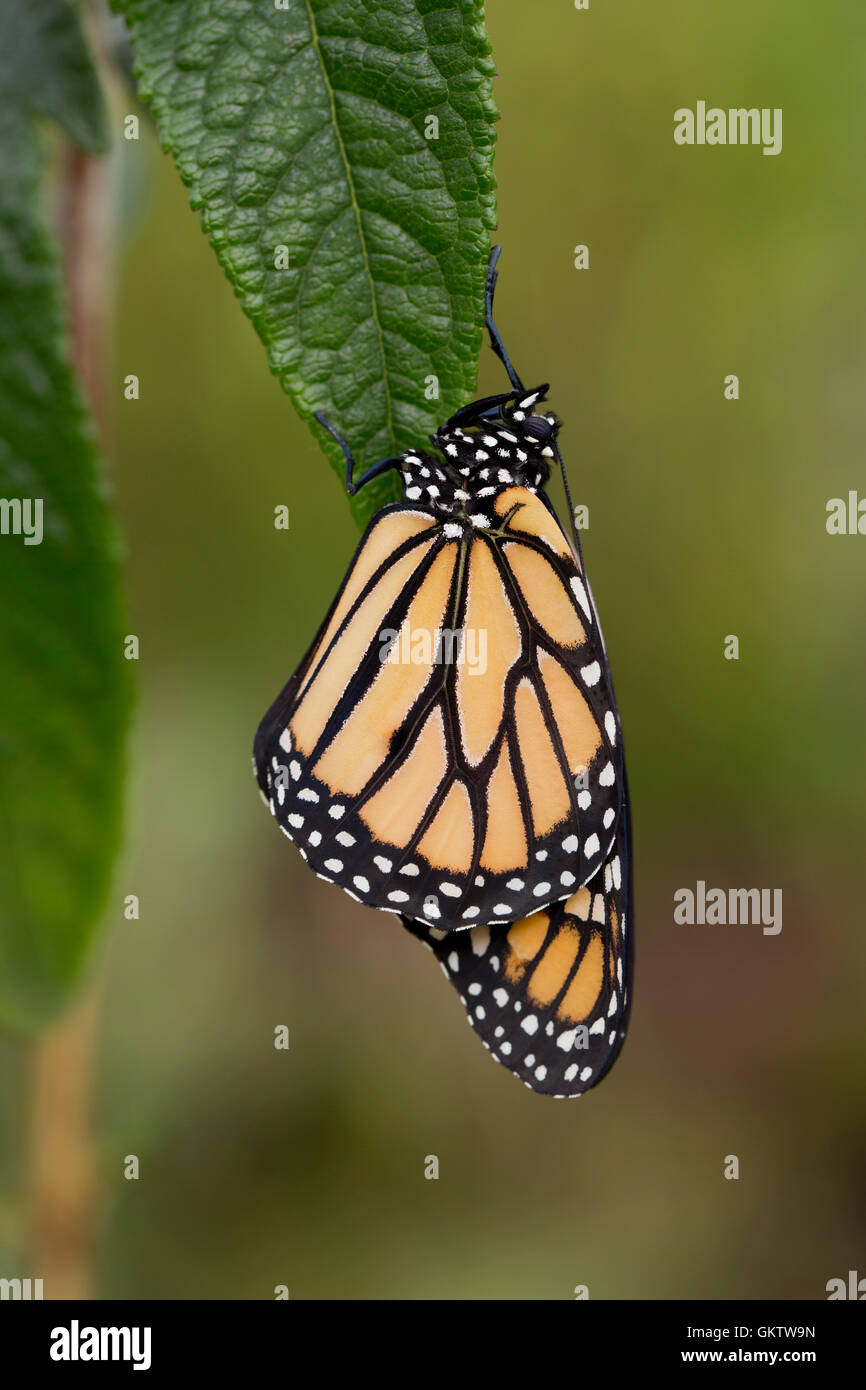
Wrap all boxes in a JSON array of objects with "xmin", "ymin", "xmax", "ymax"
[
  {"xmin": 254, "ymin": 248, "xmax": 627, "ymax": 939},
  {"xmin": 402, "ymin": 774, "xmax": 632, "ymax": 1097}
]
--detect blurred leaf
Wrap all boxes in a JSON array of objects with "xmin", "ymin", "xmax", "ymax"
[
  {"xmin": 0, "ymin": 2, "xmax": 128, "ymax": 1032},
  {"xmin": 0, "ymin": 0, "xmax": 109, "ymax": 154},
  {"xmin": 115, "ymin": 0, "xmax": 498, "ymax": 526}
]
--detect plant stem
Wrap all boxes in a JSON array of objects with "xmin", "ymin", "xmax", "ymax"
[
  {"xmin": 28, "ymin": 92, "xmax": 116, "ymax": 1303},
  {"xmin": 29, "ymin": 986, "xmax": 102, "ymax": 1299}
]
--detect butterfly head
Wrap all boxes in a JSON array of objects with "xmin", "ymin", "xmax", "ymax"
[
  {"xmin": 499, "ymin": 387, "xmax": 560, "ymax": 446},
  {"xmin": 437, "ymin": 387, "xmax": 559, "ymax": 470},
  {"xmin": 399, "ymin": 388, "xmax": 562, "ymax": 515},
  {"xmin": 515, "ymin": 409, "xmax": 560, "ymax": 451}
]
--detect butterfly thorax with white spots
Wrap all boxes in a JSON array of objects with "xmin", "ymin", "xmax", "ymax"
[{"xmin": 399, "ymin": 388, "xmax": 559, "ymax": 526}]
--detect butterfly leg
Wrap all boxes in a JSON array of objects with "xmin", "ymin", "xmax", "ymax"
[
  {"xmin": 435, "ymin": 388, "xmax": 526, "ymax": 439},
  {"xmin": 314, "ymin": 412, "xmax": 404, "ymax": 497},
  {"xmin": 433, "ymin": 248, "xmax": 544, "ymax": 440},
  {"xmin": 485, "ymin": 246, "xmax": 525, "ymax": 392},
  {"xmin": 434, "ymin": 381, "xmax": 551, "ymax": 445}
]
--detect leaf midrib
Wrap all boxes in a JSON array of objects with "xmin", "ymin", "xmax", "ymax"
[{"xmin": 304, "ymin": 0, "xmax": 396, "ymax": 456}]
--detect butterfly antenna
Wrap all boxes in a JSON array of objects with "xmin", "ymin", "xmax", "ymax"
[
  {"xmin": 486, "ymin": 246, "xmax": 524, "ymax": 392},
  {"xmin": 553, "ymin": 436, "xmax": 586, "ymax": 562}
]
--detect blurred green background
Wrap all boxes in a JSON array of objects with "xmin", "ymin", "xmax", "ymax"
[{"xmin": 3, "ymin": 0, "xmax": 866, "ymax": 1298}]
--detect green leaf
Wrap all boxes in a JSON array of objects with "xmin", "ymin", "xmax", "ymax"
[
  {"xmin": 115, "ymin": 0, "xmax": 497, "ymax": 526},
  {"xmin": 0, "ymin": 2, "xmax": 128, "ymax": 1032}
]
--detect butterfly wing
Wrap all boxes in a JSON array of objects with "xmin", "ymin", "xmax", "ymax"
[
  {"xmin": 456, "ymin": 485, "xmax": 623, "ymax": 916},
  {"xmin": 255, "ymin": 488, "xmax": 622, "ymax": 929},
  {"xmin": 402, "ymin": 774, "xmax": 633, "ymax": 1097},
  {"xmin": 253, "ymin": 502, "xmax": 452, "ymax": 888}
]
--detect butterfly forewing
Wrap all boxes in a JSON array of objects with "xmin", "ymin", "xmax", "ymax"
[{"xmin": 255, "ymin": 488, "xmax": 621, "ymax": 930}]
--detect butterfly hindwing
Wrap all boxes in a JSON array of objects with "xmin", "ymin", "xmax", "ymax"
[{"xmin": 402, "ymin": 780, "xmax": 633, "ymax": 1097}]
